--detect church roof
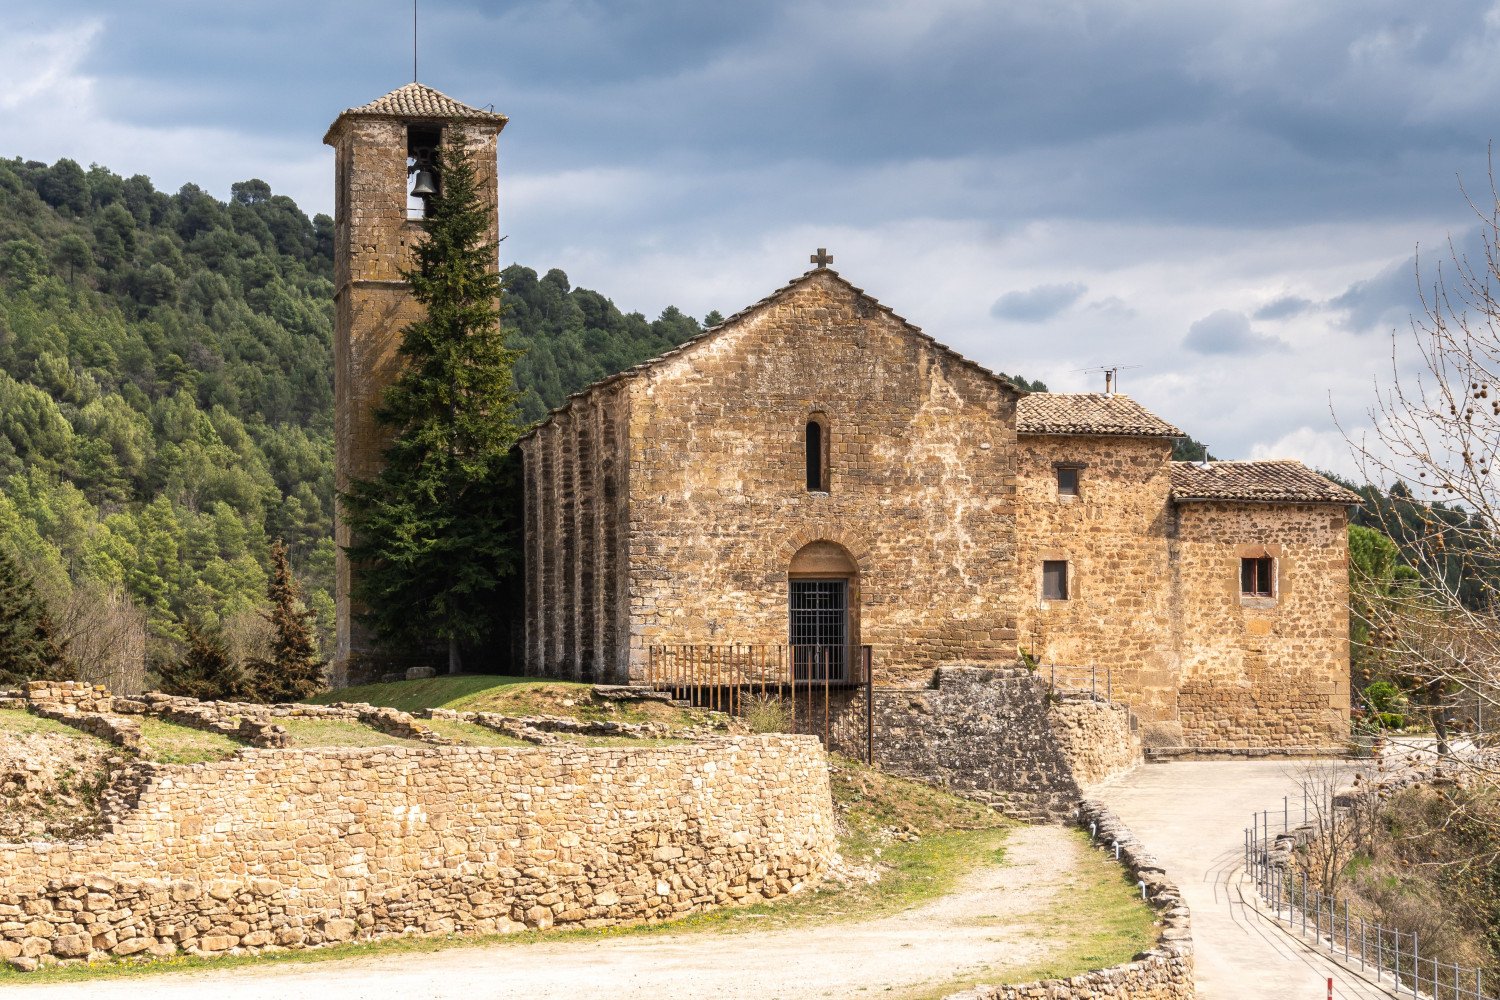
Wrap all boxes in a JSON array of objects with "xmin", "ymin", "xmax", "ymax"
[
  {"xmin": 1169, "ymin": 460, "xmax": 1362, "ymax": 505},
  {"xmin": 517, "ymin": 267, "xmax": 1022, "ymax": 442},
  {"xmin": 324, "ymin": 83, "xmax": 507, "ymax": 142},
  {"xmin": 1016, "ymin": 393, "xmax": 1183, "ymax": 438}
]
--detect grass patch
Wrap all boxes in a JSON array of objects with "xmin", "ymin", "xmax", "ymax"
[
  {"xmin": 310, "ymin": 675, "xmax": 712, "ymax": 730},
  {"xmin": 0, "ymin": 707, "xmax": 112, "ymax": 745},
  {"xmin": 139, "ymin": 719, "xmax": 244, "ymax": 764},
  {"xmin": 420, "ymin": 718, "xmax": 530, "ymax": 748},
  {"xmin": 307, "ymin": 675, "xmax": 541, "ymax": 714},
  {"xmin": 278, "ymin": 718, "xmax": 425, "ymax": 749},
  {"xmin": 918, "ymin": 829, "xmax": 1160, "ymax": 998}
]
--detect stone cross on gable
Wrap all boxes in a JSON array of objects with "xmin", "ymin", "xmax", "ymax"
[{"xmin": 810, "ymin": 248, "xmax": 833, "ymax": 268}]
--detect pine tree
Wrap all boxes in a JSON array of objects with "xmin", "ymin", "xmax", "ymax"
[
  {"xmin": 156, "ymin": 622, "xmax": 249, "ymax": 701},
  {"xmin": 0, "ymin": 547, "xmax": 70, "ymax": 687},
  {"xmin": 249, "ymin": 540, "xmax": 325, "ymax": 702},
  {"xmin": 340, "ymin": 144, "xmax": 526, "ymax": 673}
]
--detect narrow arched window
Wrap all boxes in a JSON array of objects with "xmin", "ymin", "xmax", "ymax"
[{"xmin": 805, "ymin": 416, "xmax": 827, "ymax": 492}]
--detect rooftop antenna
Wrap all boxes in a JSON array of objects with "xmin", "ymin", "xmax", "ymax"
[
  {"xmin": 1071, "ymin": 364, "xmax": 1142, "ymax": 395},
  {"xmin": 413, "ymin": 0, "xmax": 419, "ymax": 82}
]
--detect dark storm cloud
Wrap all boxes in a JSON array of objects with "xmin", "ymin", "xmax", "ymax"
[
  {"xmin": 1327, "ymin": 225, "xmax": 1493, "ymax": 333},
  {"xmin": 1184, "ymin": 310, "xmax": 1289, "ymax": 356},
  {"xmin": 990, "ymin": 282, "xmax": 1087, "ymax": 322},
  {"xmin": 1253, "ymin": 295, "xmax": 1316, "ymax": 321},
  {"xmin": 20, "ymin": 0, "xmax": 1500, "ymax": 230}
]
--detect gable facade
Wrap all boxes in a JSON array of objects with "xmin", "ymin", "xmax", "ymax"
[{"xmin": 519, "ymin": 267, "xmax": 1356, "ymax": 748}]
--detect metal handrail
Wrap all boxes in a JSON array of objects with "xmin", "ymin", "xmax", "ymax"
[{"xmin": 1245, "ymin": 797, "xmax": 1492, "ymax": 999}]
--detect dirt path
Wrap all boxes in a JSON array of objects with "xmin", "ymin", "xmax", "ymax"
[
  {"xmin": 6, "ymin": 826, "xmax": 1093, "ymax": 1000},
  {"xmin": 1096, "ymin": 760, "xmax": 1401, "ymax": 1000}
]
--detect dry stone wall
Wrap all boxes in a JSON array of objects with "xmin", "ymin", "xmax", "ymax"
[
  {"xmin": 816, "ymin": 667, "xmax": 1140, "ymax": 821},
  {"xmin": 0, "ymin": 735, "xmax": 835, "ymax": 971}
]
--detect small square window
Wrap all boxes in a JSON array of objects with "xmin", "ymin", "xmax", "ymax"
[
  {"xmin": 1042, "ymin": 560, "xmax": 1069, "ymax": 601},
  {"xmin": 1241, "ymin": 556, "xmax": 1274, "ymax": 598},
  {"xmin": 1056, "ymin": 466, "xmax": 1080, "ymax": 497}
]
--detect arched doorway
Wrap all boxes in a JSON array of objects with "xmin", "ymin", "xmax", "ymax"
[{"xmin": 787, "ymin": 540, "xmax": 859, "ymax": 681}]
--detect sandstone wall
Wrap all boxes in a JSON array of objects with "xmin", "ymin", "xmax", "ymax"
[
  {"xmin": 622, "ymin": 271, "xmax": 1020, "ymax": 684},
  {"xmin": 1173, "ymin": 502, "xmax": 1350, "ymax": 748},
  {"xmin": 0, "ymin": 736, "xmax": 835, "ymax": 971},
  {"xmin": 521, "ymin": 382, "xmax": 632, "ymax": 682},
  {"xmin": 1048, "ymin": 695, "xmax": 1142, "ymax": 787},
  {"xmin": 1015, "ymin": 434, "xmax": 1181, "ymax": 724}
]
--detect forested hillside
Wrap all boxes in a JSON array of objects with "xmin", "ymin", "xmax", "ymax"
[{"xmin": 0, "ymin": 157, "xmax": 716, "ymax": 688}]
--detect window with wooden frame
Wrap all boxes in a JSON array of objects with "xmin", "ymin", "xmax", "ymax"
[
  {"xmin": 1240, "ymin": 556, "xmax": 1275, "ymax": 598},
  {"xmin": 1055, "ymin": 465, "xmax": 1081, "ymax": 497},
  {"xmin": 805, "ymin": 415, "xmax": 829, "ymax": 492},
  {"xmin": 1042, "ymin": 560, "xmax": 1069, "ymax": 601}
]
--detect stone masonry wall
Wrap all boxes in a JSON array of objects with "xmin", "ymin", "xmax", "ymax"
[
  {"xmin": 622, "ymin": 270, "xmax": 1020, "ymax": 684},
  {"xmin": 521, "ymin": 382, "xmax": 632, "ymax": 682},
  {"xmin": 1173, "ymin": 502, "xmax": 1350, "ymax": 748},
  {"xmin": 816, "ymin": 667, "xmax": 1139, "ymax": 821},
  {"xmin": 1015, "ymin": 433, "xmax": 1181, "ymax": 725},
  {"xmin": 1048, "ymin": 695, "xmax": 1142, "ymax": 787},
  {"xmin": 0, "ymin": 736, "xmax": 835, "ymax": 971}
]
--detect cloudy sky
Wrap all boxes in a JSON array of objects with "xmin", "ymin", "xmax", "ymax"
[{"xmin": 6, "ymin": 1, "xmax": 1499, "ymax": 474}]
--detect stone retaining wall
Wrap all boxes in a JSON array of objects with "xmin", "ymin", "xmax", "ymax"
[
  {"xmin": 0, "ymin": 735, "xmax": 836, "ymax": 971},
  {"xmin": 812, "ymin": 666, "xmax": 1141, "ymax": 821},
  {"xmin": 947, "ymin": 800, "xmax": 1194, "ymax": 1000}
]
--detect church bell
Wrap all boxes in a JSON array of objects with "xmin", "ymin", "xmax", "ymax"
[{"xmin": 410, "ymin": 168, "xmax": 438, "ymax": 198}]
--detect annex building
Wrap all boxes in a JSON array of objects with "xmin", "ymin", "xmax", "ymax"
[{"xmin": 328, "ymin": 83, "xmax": 1358, "ymax": 750}]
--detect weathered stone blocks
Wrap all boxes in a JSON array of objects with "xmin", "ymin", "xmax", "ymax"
[{"xmin": 0, "ymin": 736, "xmax": 835, "ymax": 971}]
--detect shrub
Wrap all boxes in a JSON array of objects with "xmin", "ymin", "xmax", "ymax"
[{"xmin": 741, "ymin": 694, "xmax": 793, "ymax": 734}]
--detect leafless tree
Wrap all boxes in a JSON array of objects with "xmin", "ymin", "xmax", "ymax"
[{"xmin": 1343, "ymin": 160, "xmax": 1500, "ymax": 770}]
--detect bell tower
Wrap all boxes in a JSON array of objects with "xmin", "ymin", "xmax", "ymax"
[{"xmin": 323, "ymin": 83, "xmax": 508, "ymax": 685}]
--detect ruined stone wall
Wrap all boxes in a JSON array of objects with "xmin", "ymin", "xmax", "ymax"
[
  {"xmin": 1015, "ymin": 434, "xmax": 1180, "ymax": 724},
  {"xmin": 328, "ymin": 117, "xmax": 501, "ymax": 685},
  {"xmin": 812, "ymin": 667, "xmax": 1137, "ymax": 821},
  {"xmin": 622, "ymin": 272, "xmax": 1020, "ymax": 684},
  {"xmin": 0, "ymin": 736, "xmax": 835, "ymax": 971},
  {"xmin": 1173, "ymin": 501, "xmax": 1350, "ymax": 748},
  {"xmin": 521, "ymin": 382, "xmax": 631, "ymax": 682}
]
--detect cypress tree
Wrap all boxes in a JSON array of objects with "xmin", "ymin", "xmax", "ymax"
[
  {"xmin": 340, "ymin": 143, "xmax": 526, "ymax": 673},
  {"xmin": 0, "ymin": 547, "xmax": 69, "ymax": 687},
  {"xmin": 249, "ymin": 540, "xmax": 326, "ymax": 702}
]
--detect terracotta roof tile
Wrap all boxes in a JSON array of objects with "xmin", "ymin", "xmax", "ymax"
[
  {"xmin": 325, "ymin": 83, "xmax": 507, "ymax": 141},
  {"xmin": 1170, "ymin": 461, "xmax": 1361, "ymax": 505},
  {"xmin": 1016, "ymin": 393, "xmax": 1183, "ymax": 438}
]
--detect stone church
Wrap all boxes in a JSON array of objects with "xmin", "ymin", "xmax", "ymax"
[{"xmin": 328, "ymin": 84, "xmax": 1358, "ymax": 749}]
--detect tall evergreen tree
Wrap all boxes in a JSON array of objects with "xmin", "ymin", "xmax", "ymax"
[
  {"xmin": 340, "ymin": 143, "xmax": 526, "ymax": 674},
  {"xmin": 249, "ymin": 540, "xmax": 325, "ymax": 702},
  {"xmin": 0, "ymin": 547, "xmax": 69, "ymax": 686}
]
